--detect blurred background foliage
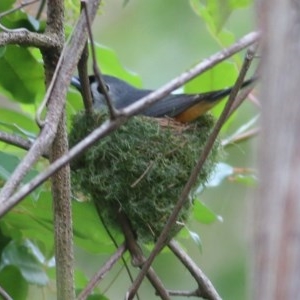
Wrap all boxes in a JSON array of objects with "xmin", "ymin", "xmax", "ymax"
[{"xmin": 0, "ymin": 0, "xmax": 257, "ymax": 299}]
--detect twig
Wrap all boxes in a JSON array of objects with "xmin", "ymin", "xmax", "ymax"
[
  {"xmin": 36, "ymin": 0, "xmax": 46, "ymax": 20},
  {"xmin": 77, "ymin": 243, "xmax": 126, "ymax": 300},
  {"xmin": 130, "ymin": 161, "xmax": 154, "ymax": 188},
  {"xmin": 226, "ymin": 45, "xmax": 259, "ymax": 118},
  {"xmin": 222, "ymin": 127, "xmax": 260, "ymax": 147},
  {"xmin": 0, "ymin": 31, "xmax": 259, "ymax": 217},
  {"xmin": 168, "ymin": 240, "xmax": 222, "ymax": 300},
  {"xmin": 126, "ymin": 46, "xmax": 256, "ymax": 300},
  {"xmin": 0, "ymin": 131, "xmax": 45, "ymax": 155},
  {"xmin": 77, "ymin": 2, "xmax": 93, "ymax": 114},
  {"xmin": 81, "ymin": 0, "xmax": 118, "ymax": 119},
  {"xmin": 167, "ymin": 289, "xmax": 200, "ymax": 297}
]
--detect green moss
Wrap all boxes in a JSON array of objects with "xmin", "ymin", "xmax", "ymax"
[{"xmin": 69, "ymin": 112, "xmax": 219, "ymax": 243}]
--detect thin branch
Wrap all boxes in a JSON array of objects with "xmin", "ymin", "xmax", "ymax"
[
  {"xmin": 36, "ymin": 0, "xmax": 46, "ymax": 20},
  {"xmin": 0, "ymin": 131, "xmax": 41, "ymax": 154},
  {"xmin": 81, "ymin": 1, "xmax": 118, "ymax": 119},
  {"xmin": 167, "ymin": 289, "xmax": 200, "ymax": 297},
  {"xmin": 126, "ymin": 46, "xmax": 257, "ymax": 300},
  {"xmin": 168, "ymin": 240, "xmax": 222, "ymax": 300},
  {"xmin": 76, "ymin": 0, "xmax": 93, "ymax": 114},
  {"xmin": 77, "ymin": 243, "xmax": 126, "ymax": 300},
  {"xmin": 0, "ymin": 31, "xmax": 259, "ymax": 218},
  {"xmin": 226, "ymin": 45, "xmax": 259, "ymax": 118},
  {"xmin": 222, "ymin": 127, "xmax": 260, "ymax": 147},
  {"xmin": 0, "ymin": 0, "xmax": 102, "ymax": 212}
]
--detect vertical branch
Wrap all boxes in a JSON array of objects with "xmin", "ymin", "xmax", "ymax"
[
  {"xmin": 50, "ymin": 113, "xmax": 74, "ymax": 300},
  {"xmin": 253, "ymin": 0, "xmax": 300, "ymax": 299},
  {"xmin": 42, "ymin": 1, "xmax": 75, "ymax": 299}
]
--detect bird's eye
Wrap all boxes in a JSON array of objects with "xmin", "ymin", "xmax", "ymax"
[{"xmin": 97, "ymin": 84, "xmax": 110, "ymax": 94}]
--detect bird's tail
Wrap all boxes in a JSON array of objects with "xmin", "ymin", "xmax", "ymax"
[{"xmin": 203, "ymin": 76, "xmax": 257, "ymax": 102}]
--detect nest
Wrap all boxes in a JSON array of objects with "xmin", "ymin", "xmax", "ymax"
[{"xmin": 69, "ymin": 112, "xmax": 219, "ymax": 243}]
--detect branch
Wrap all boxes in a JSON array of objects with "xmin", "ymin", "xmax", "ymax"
[
  {"xmin": 0, "ymin": 31, "xmax": 61, "ymax": 48},
  {"xmin": 0, "ymin": 0, "xmax": 102, "ymax": 211},
  {"xmin": 82, "ymin": 1, "xmax": 117, "ymax": 119},
  {"xmin": 42, "ymin": 1, "xmax": 74, "ymax": 299},
  {"xmin": 50, "ymin": 113, "xmax": 74, "ymax": 300},
  {"xmin": 168, "ymin": 240, "xmax": 221, "ymax": 300},
  {"xmin": 0, "ymin": 131, "xmax": 45, "ymax": 155},
  {"xmin": 227, "ymin": 47, "xmax": 260, "ymax": 119},
  {"xmin": 115, "ymin": 210, "xmax": 170, "ymax": 300},
  {"xmin": 77, "ymin": 2, "xmax": 94, "ymax": 115},
  {"xmin": 0, "ymin": 31, "xmax": 259, "ymax": 217},
  {"xmin": 222, "ymin": 127, "xmax": 260, "ymax": 147},
  {"xmin": 77, "ymin": 243, "xmax": 126, "ymax": 300}
]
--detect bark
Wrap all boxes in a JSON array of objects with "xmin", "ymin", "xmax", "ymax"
[{"xmin": 253, "ymin": 0, "xmax": 300, "ymax": 299}]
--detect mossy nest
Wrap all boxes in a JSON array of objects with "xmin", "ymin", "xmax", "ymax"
[{"xmin": 69, "ymin": 112, "xmax": 219, "ymax": 243}]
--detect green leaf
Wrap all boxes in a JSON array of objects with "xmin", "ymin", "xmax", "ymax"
[
  {"xmin": 0, "ymin": 6, "xmax": 43, "ymax": 32},
  {"xmin": 190, "ymin": 0, "xmax": 251, "ymax": 34},
  {"xmin": 184, "ymin": 61, "xmax": 237, "ymax": 94},
  {"xmin": 95, "ymin": 44, "xmax": 142, "ymax": 87},
  {"xmin": 0, "ymin": 46, "xmax": 44, "ymax": 103},
  {"xmin": 229, "ymin": 0, "xmax": 252, "ymax": 9},
  {"xmin": 0, "ymin": 151, "xmax": 39, "ymax": 184},
  {"xmin": 193, "ymin": 199, "xmax": 222, "ymax": 224},
  {"xmin": 0, "ymin": 109, "xmax": 38, "ymax": 146},
  {"xmin": 0, "ymin": 46, "xmax": 6, "ymax": 57},
  {"xmin": 72, "ymin": 200, "xmax": 119, "ymax": 254},
  {"xmin": 234, "ymin": 174, "xmax": 257, "ymax": 186},
  {"xmin": 0, "ymin": 265, "xmax": 28, "ymax": 299},
  {"xmin": 0, "ymin": 240, "xmax": 49, "ymax": 285},
  {"xmin": 0, "ymin": 192, "xmax": 54, "ymax": 257},
  {"xmin": 190, "ymin": 0, "xmax": 231, "ymax": 33},
  {"xmin": 189, "ymin": 0, "xmax": 242, "ymax": 47},
  {"xmin": 1, "ymin": 189, "xmax": 117, "ymax": 257},
  {"xmin": 0, "ymin": 0, "xmax": 14, "ymax": 11},
  {"xmin": 87, "ymin": 294, "xmax": 110, "ymax": 300}
]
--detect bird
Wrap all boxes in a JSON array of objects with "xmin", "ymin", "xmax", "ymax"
[{"xmin": 71, "ymin": 74, "xmax": 255, "ymax": 123}]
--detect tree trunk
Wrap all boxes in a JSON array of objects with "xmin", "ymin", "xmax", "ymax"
[{"xmin": 253, "ymin": 0, "xmax": 300, "ymax": 299}]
